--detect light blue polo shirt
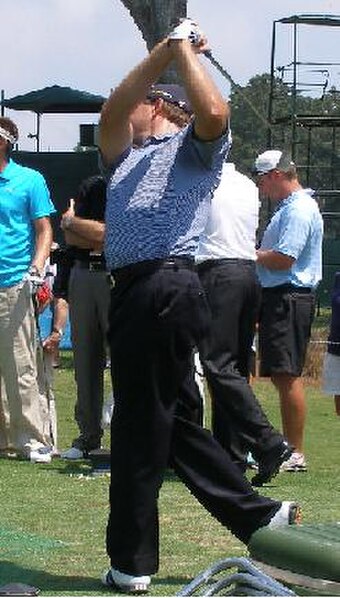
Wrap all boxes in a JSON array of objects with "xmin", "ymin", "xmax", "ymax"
[
  {"xmin": 0, "ymin": 159, "xmax": 55, "ymax": 287},
  {"xmin": 104, "ymin": 122, "xmax": 231, "ymax": 270},
  {"xmin": 257, "ymin": 189, "xmax": 323, "ymax": 288}
]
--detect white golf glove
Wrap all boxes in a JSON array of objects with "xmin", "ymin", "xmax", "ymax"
[
  {"xmin": 26, "ymin": 266, "xmax": 45, "ymax": 293},
  {"xmin": 168, "ymin": 18, "xmax": 201, "ymax": 45}
]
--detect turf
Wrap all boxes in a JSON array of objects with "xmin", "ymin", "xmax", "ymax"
[{"xmin": 0, "ymin": 352, "xmax": 339, "ymax": 596}]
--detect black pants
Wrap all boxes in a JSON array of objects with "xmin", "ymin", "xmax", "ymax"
[
  {"xmin": 106, "ymin": 263, "xmax": 280, "ymax": 575},
  {"xmin": 176, "ymin": 355, "xmax": 204, "ymax": 426},
  {"xmin": 197, "ymin": 260, "xmax": 283, "ymax": 469}
]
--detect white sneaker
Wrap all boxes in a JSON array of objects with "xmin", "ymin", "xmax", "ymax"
[
  {"xmin": 102, "ymin": 567, "xmax": 151, "ymax": 593},
  {"xmin": 280, "ymin": 451, "xmax": 307, "ymax": 472},
  {"xmin": 29, "ymin": 446, "xmax": 52, "ymax": 464},
  {"xmin": 268, "ymin": 501, "xmax": 302, "ymax": 528},
  {"xmin": 60, "ymin": 446, "xmax": 84, "ymax": 460},
  {"xmin": 247, "ymin": 452, "xmax": 258, "ymax": 470}
]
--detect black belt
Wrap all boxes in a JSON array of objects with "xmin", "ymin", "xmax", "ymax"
[
  {"xmin": 197, "ymin": 258, "xmax": 255, "ymax": 272},
  {"xmin": 112, "ymin": 257, "xmax": 195, "ymax": 285},
  {"xmin": 263, "ymin": 284, "xmax": 313, "ymax": 294},
  {"xmin": 74, "ymin": 259, "xmax": 107, "ymax": 272}
]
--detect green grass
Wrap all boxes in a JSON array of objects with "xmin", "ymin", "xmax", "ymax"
[{"xmin": 0, "ymin": 353, "xmax": 339, "ymax": 595}]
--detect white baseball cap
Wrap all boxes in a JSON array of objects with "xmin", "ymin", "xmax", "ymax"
[{"xmin": 253, "ymin": 150, "xmax": 295, "ymax": 175}]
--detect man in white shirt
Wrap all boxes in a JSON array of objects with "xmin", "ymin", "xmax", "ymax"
[{"xmin": 196, "ymin": 161, "xmax": 292, "ymax": 486}]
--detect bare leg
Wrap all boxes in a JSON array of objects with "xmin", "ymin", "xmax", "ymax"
[{"xmin": 271, "ymin": 374, "xmax": 306, "ymax": 453}]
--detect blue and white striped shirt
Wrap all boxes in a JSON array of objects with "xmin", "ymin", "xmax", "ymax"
[{"xmin": 104, "ymin": 123, "xmax": 231, "ymax": 270}]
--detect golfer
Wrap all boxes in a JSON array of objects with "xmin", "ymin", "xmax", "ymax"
[{"xmin": 99, "ymin": 20, "xmax": 300, "ymax": 593}]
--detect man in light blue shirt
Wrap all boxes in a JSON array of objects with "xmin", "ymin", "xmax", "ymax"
[
  {"xmin": 0, "ymin": 117, "xmax": 55, "ymax": 463},
  {"xmin": 255, "ymin": 149, "xmax": 323, "ymax": 473}
]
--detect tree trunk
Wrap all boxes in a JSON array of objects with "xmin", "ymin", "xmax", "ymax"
[{"xmin": 120, "ymin": 0, "xmax": 187, "ymax": 82}]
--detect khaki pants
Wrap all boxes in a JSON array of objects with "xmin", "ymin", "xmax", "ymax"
[
  {"xmin": 0, "ymin": 280, "xmax": 51, "ymax": 453},
  {"xmin": 36, "ymin": 347, "xmax": 57, "ymax": 451}
]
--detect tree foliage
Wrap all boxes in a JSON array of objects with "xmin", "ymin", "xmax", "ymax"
[{"xmin": 229, "ymin": 74, "xmax": 340, "ymax": 194}]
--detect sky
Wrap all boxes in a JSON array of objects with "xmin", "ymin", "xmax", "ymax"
[{"xmin": 3, "ymin": 0, "xmax": 340, "ymax": 151}]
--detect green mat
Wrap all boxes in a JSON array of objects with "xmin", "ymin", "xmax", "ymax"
[
  {"xmin": 0, "ymin": 526, "xmax": 65, "ymax": 558},
  {"xmin": 249, "ymin": 523, "xmax": 340, "ymax": 595}
]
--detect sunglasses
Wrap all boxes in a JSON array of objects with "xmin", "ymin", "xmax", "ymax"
[{"xmin": 252, "ymin": 169, "xmax": 275, "ymax": 183}]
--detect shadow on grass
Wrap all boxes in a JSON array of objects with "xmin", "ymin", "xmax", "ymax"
[
  {"xmin": 57, "ymin": 350, "xmax": 74, "ymax": 370},
  {"xmin": 31, "ymin": 457, "xmax": 93, "ymax": 477},
  {"xmin": 51, "ymin": 461, "xmax": 183, "ymax": 481},
  {"xmin": 156, "ymin": 574, "xmax": 190, "ymax": 587},
  {"xmin": 163, "ymin": 468, "xmax": 181, "ymax": 483},
  {"xmin": 0, "ymin": 562, "xmax": 188, "ymax": 595},
  {"xmin": 54, "ymin": 461, "xmax": 92, "ymax": 476},
  {"xmin": 0, "ymin": 561, "xmax": 101, "ymax": 595}
]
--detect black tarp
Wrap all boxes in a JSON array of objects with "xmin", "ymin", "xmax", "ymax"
[
  {"xmin": 278, "ymin": 14, "xmax": 340, "ymax": 26},
  {"xmin": 2, "ymin": 85, "xmax": 106, "ymax": 113},
  {"xmin": 12, "ymin": 150, "xmax": 100, "ymax": 244}
]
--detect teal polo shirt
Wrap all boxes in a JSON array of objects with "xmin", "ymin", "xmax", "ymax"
[{"xmin": 0, "ymin": 159, "xmax": 55, "ymax": 287}]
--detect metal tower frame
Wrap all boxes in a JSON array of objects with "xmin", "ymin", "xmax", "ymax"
[
  {"xmin": 267, "ymin": 14, "xmax": 340, "ymax": 188},
  {"xmin": 267, "ymin": 15, "xmax": 340, "ymax": 306}
]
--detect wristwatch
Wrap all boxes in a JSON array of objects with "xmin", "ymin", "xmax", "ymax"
[{"xmin": 52, "ymin": 327, "xmax": 63, "ymax": 337}]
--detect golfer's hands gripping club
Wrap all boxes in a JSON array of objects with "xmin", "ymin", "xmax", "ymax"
[{"xmin": 168, "ymin": 18, "xmax": 209, "ymax": 54}]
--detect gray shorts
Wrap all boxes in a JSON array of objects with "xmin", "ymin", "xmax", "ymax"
[{"xmin": 258, "ymin": 285, "xmax": 315, "ymax": 377}]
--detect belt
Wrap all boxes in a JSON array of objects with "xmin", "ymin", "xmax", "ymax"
[
  {"xmin": 262, "ymin": 284, "xmax": 313, "ymax": 294},
  {"xmin": 111, "ymin": 257, "xmax": 195, "ymax": 285},
  {"xmin": 196, "ymin": 258, "xmax": 255, "ymax": 272},
  {"xmin": 74, "ymin": 259, "xmax": 107, "ymax": 272}
]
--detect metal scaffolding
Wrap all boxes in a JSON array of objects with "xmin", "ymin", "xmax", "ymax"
[{"xmin": 267, "ymin": 15, "xmax": 340, "ymax": 305}]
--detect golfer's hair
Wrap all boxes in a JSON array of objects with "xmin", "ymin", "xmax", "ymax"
[
  {"xmin": 276, "ymin": 151, "xmax": 298, "ymax": 181},
  {"xmin": 0, "ymin": 117, "xmax": 19, "ymax": 157},
  {"xmin": 161, "ymin": 102, "xmax": 192, "ymax": 128},
  {"xmin": 0, "ymin": 117, "xmax": 19, "ymax": 142},
  {"xmin": 280, "ymin": 164, "xmax": 298, "ymax": 181}
]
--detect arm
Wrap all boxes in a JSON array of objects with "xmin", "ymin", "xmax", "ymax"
[
  {"xmin": 61, "ymin": 214, "xmax": 105, "ymax": 250},
  {"xmin": 43, "ymin": 297, "xmax": 69, "ymax": 354},
  {"xmin": 256, "ymin": 249, "xmax": 295, "ymax": 271},
  {"xmin": 98, "ymin": 20, "xmax": 229, "ymax": 164},
  {"xmin": 99, "ymin": 39, "xmax": 172, "ymax": 165},
  {"xmin": 170, "ymin": 40, "xmax": 229, "ymax": 141},
  {"xmin": 32, "ymin": 217, "xmax": 53, "ymax": 273},
  {"xmin": 63, "ymin": 230, "xmax": 103, "ymax": 251}
]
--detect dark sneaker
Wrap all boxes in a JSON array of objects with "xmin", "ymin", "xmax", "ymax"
[
  {"xmin": 252, "ymin": 441, "xmax": 293, "ymax": 487},
  {"xmin": 60, "ymin": 447, "xmax": 85, "ymax": 460},
  {"xmin": 268, "ymin": 501, "xmax": 302, "ymax": 528},
  {"xmin": 102, "ymin": 568, "xmax": 150, "ymax": 593}
]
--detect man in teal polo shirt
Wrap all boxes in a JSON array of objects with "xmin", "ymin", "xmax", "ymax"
[{"xmin": 0, "ymin": 116, "xmax": 55, "ymax": 463}]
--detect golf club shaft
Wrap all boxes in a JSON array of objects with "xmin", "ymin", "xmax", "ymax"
[{"xmin": 204, "ymin": 50, "xmax": 272, "ymax": 131}]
